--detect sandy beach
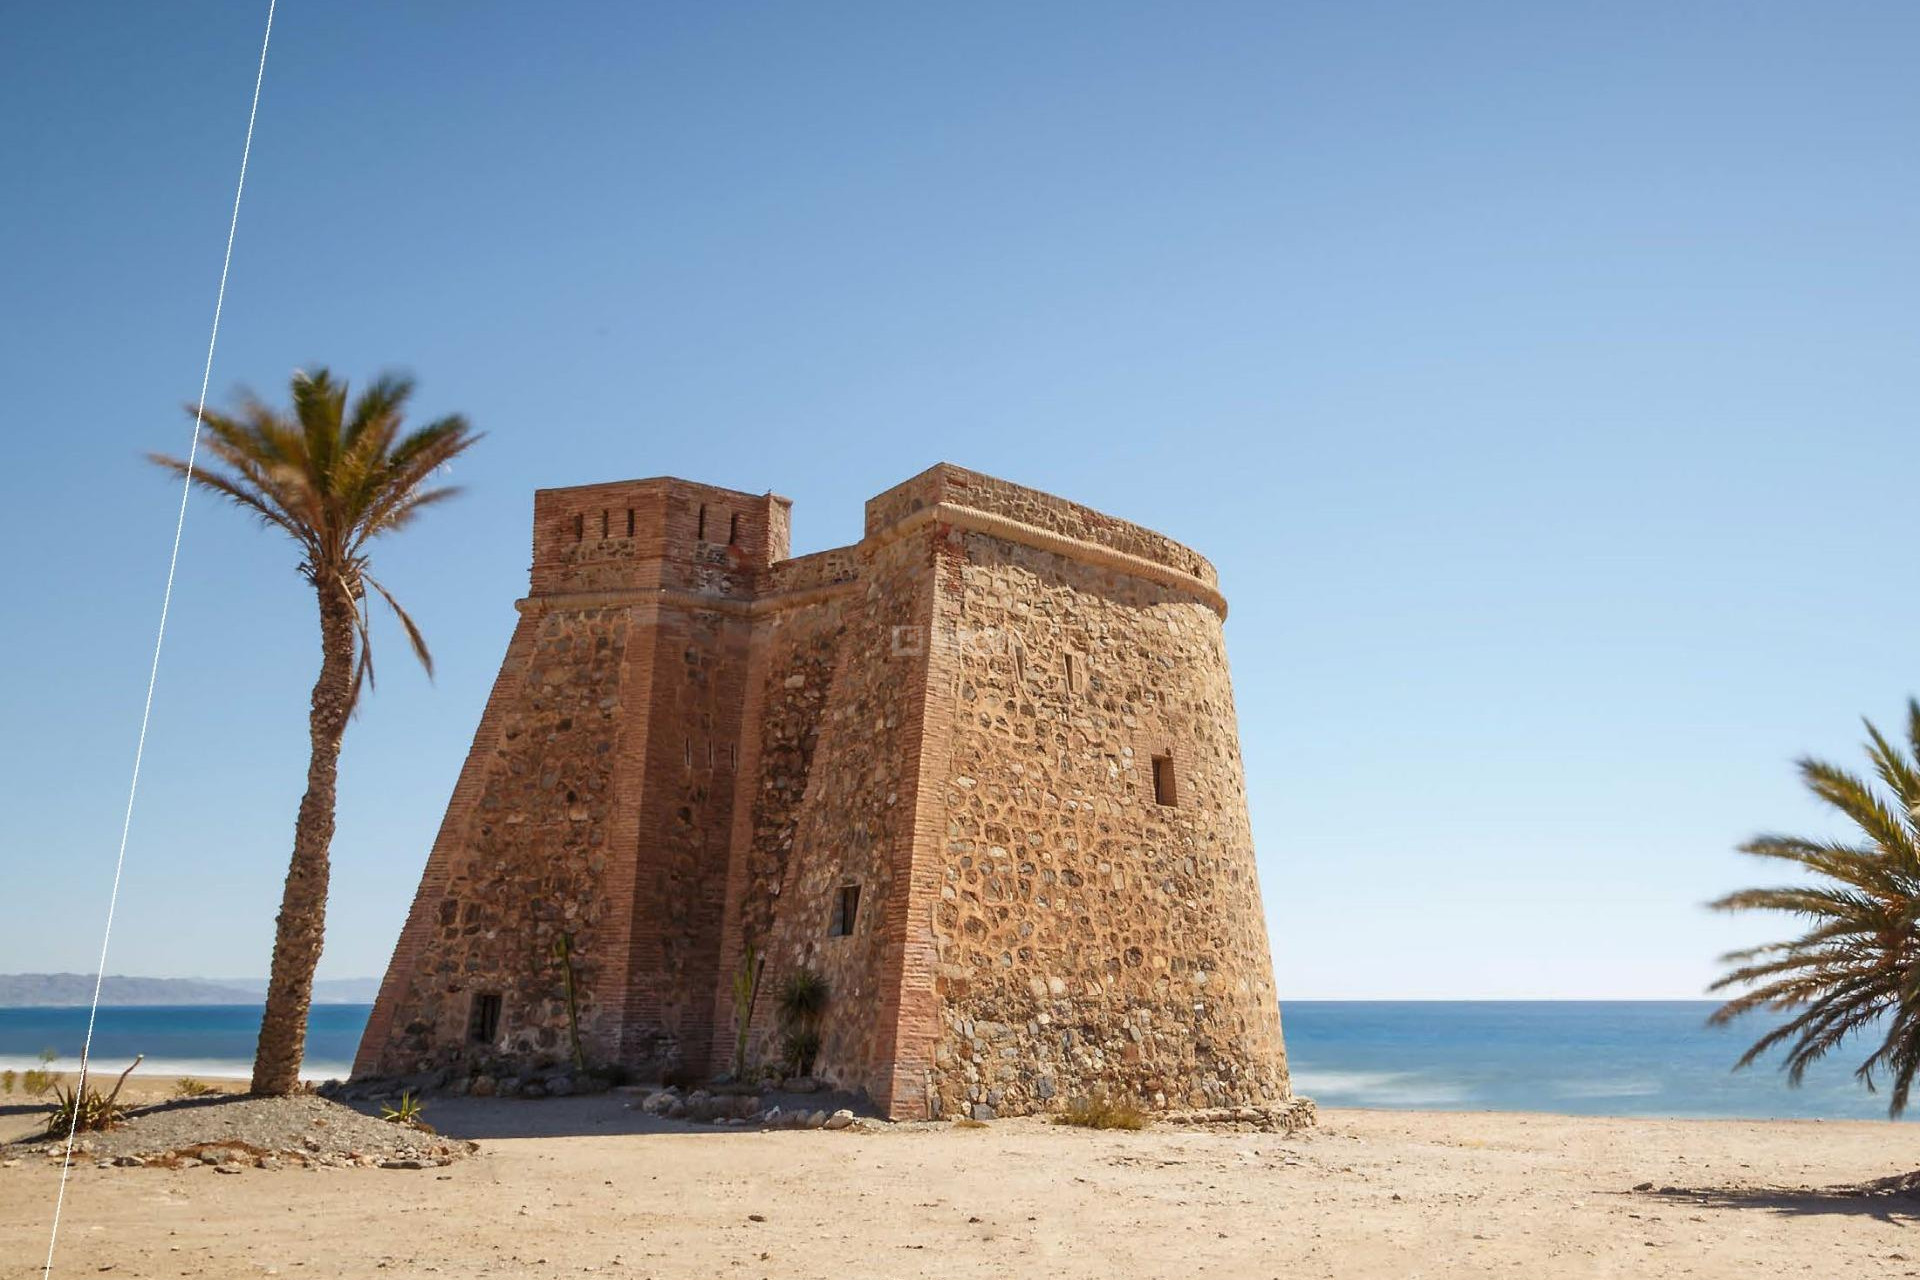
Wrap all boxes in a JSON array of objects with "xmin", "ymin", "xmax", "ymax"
[{"xmin": 6, "ymin": 1082, "xmax": 1920, "ymax": 1279}]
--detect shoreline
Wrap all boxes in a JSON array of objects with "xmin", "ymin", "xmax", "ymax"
[{"xmin": 2, "ymin": 1067, "xmax": 1910, "ymax": 1128}]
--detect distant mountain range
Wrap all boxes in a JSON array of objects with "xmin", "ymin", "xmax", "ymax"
[{"xmin": 0, "ymin": 973, "xmax": 381, "ymax": 1007}]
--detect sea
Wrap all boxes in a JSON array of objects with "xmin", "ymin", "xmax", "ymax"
[{"xmin": 0, "ymin": 1000, "xmax": 1907, "ymax": 1122}]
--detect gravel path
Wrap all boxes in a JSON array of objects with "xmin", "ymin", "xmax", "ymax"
[{"xmin": 3, "ymin": 1092, "xmax": 474, "ymax": 1170}]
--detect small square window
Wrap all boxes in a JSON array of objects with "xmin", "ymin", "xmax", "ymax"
[
  {"xmin": 829, "ymin": 884, "xmax": 861, "ymax": 937},
  {"xmin": 1151, "ymin": 754, "xmax": 1177, "ymax": 807},
  {"xmin": 468, "ymin": 992, "xmax": 502, "ymax": 1044}
]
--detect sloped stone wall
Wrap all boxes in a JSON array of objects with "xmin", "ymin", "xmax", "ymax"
[
  {"xmin": 356, "ymin": 601, "xmax": 639, "ymax": 1074},
  {"xmin": 925, "ymin": 530, "xmax": 1287, "ymax": 1118}
]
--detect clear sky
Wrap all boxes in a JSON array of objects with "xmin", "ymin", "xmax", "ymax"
[{"xmin": 2, "ymin": 2, "xmax": 1915, "ymax": 1000}]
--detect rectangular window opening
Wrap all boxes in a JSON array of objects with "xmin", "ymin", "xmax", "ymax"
[
  {"xmin": 728, "ymin": 512, "xmax": 742, "ymax": 545},
  {"xmin": 697, "ymin": 504, "xmax": 708, "ymax": 541},
  {"xmin": 571, "ymin": 513, "xmax": 584, "ymax": 541},
  {"xmin": 1152, "ymin": 754, "xmax": 1177, "ymax": 807},
  {"xmin": 600, "ymin": 509, "xmax": 610, "ymax": 538},
  {"xmin": 626, "ymin": 508, "xmax": 635, "ymax": 537},
  {"xmin": 468, "ymin": 992, "xmax": 502, "ymax": 1044},
  {"xmin": 829, "ymin": 884, "xmax": 861, "ymax": 937}
]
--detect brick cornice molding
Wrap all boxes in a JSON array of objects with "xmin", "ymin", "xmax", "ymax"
[
  {"xmin": 872, "ymin": 501, "xmax": 1230, "ymax": 619},
  {"xmin": 516, "ymin": 578, "xmax": 860, "ymax": 620}
]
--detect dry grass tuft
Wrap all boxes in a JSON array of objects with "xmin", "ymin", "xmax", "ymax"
[{"xmin": 1051, "ymin": 1094, "xmax": 1150, "ymax": 1131}]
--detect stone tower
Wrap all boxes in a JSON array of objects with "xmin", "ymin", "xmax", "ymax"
[{"xmin": 355, "ymin": 464, "xmax": 1297, "ymax": 1122}]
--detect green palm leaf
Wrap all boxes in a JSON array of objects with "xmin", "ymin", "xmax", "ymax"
[{"xmin": 1710, "ymin": 700, "xmax": 1920, "ymax": 1116}]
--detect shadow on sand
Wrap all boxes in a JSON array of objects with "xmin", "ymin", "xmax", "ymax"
[
  {"xmin": 1644, "ymin": 1173, "xmax": 1920, "ymax": 1225},
  {"xmin": 370, "ymin": 1089, "xmax": 874, "ymax": 1142}
]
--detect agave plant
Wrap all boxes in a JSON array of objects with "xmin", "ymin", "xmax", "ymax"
[
  {"xmin": 776, "ymin": 968, "xmax": 830, "ymax": 1027},
  {"xmin": 380, "ymin": 1090, "xmax": 429, "ymax": 1130},
  {"xmin": 44, "ymin": 1055, "xmax": 143, "ymax": 1137},
  {"xmin": 1709, "ymin": 700, "xmax": 1920, "ymax": 1115}
]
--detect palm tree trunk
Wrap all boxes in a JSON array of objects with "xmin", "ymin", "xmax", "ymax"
[{"xmin": 251, "ymin": 580, "xmax": 357, "ymax": 1095}]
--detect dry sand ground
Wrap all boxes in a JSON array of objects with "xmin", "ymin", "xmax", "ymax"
[{"xmin": 6, "ymin": 1080, "xmax": 1920, "ymax": 1279}]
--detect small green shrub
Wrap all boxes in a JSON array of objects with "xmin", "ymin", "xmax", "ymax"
[
  {"xmin": 174, "ymin": 1077, "xmax": 216, "ymax": 1098},
  {"xmin": 23, "ymin": 1048, "xmax": 58, "ymax": 1097},
  {"xmin": 780, "ymin": 1028, "xmax": 822, "ymax": 1076},
  {"xmin": 776, "ymin": 969, "xmax": 830, "ymax": 1026},
  {"xmin": 379, "ymin": 1090, "xmax": 428, "ymax": 1129},
  {"xmin": 1051, "ymin": 1093, "xmax": 1149, "ymax": 1131},
  {"xmin": 2, "ymin": 1069, "xmax": 15, "ymax": 1094}
]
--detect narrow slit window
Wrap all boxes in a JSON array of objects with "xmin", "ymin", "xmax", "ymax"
[
  {"xmin": 829, "ymin": 884, "xmax": 860, "ymax": 937},
  {"xmin": 572, "ymin": 513, "xmax": 585, "ymax": 541},
  {"xmin": 684, "ymin": 738, "xmax": 693, "ymax": 771},
  {"xmin": 468, "ymin": 992, "xmax": 502, "ymax": 1044},
  {"xmin": 1151, "ymin": 754, "xmax": 1177, "ymax": 807},
  {"xmin": 600, "ymin": 509, "xmax": 610, "ymax": 538},
  {"xmin": 626, "ymin": 508, "xmax": 635, "ymax": 537},
  {"xmin": 729, "ymin": 512, "xmax": 741, "ymax": 544},
  {"xmin": 697, "ymin": 504, "xmax": 708, "ymax": 540}
]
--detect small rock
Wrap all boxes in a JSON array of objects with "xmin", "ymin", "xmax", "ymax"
[
  {"xmin": 380, "ymin": 1159, "xmax": 429, "ymax": 1170},
  {"xmin": 824, "ymin": 1109, "xmax": 855, "ymax": 1131},
  {"xmin": 469, "ymin": 1076, "xmax": 497, "ymax": 1098},
  {"xmin": 971, "ymin": 1104, "xmax": 996, "ymax": 1122},
  {"xmin": 214, "ymin": 1165, "xmax": 242, "ymax": 1176},
  {"xmin": 112, "ymin": 1156, "xmax": 145, "ymax": 1168},
  {"xmin": 1632, "ymin": 1182, "xmax": 1654, "ymax": 1192},
  {"xmin": 546, "ymin": 1076, "xmax": 576, "ymax": 1097},
  {"xmin": 804, "ymin": 1110, "xmax": 827, "ymax": 1129}
]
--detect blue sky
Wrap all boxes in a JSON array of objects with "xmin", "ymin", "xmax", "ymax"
[{"xmin": 1, "ymin": 2, "xmax": 1915, "ymax": 999}]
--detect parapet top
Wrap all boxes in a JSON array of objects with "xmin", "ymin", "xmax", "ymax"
[{"xmin": 863, "ymin": 464, "xmax": 1219, "ymax": 590}]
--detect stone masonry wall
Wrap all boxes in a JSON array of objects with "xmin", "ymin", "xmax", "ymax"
[
  {"xmin": 741, "ymin": 530, "xmax": 941, "ymax": 1114},
  {"xmin": 925, "ymin": 528, "xmax": 1287, "ymax": 1118},
  {"xmin": 355, "ymin": 600, "xmax": 640, "ymax": 1074}
]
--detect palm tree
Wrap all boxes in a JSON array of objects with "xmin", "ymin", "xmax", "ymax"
[
  {"xmin": 1709, "ymin": 700, "xmax": 1920, "ymax": 1116},
  {"xmin": 151, "ymin": 369, "xmax": 478, "ymax": 1095}
]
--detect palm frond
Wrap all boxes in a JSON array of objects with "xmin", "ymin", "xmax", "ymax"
[
  {"xmin": 1711, "ymin": 706, "xmax": 1920, "ymax": 1116},
  {"xmin": 152, "ymin": 367, "xmax": 476, "ymax": 705},
  {"xmin": 364, "ymin": 574, "xmax": 433, "ymax": 678}
]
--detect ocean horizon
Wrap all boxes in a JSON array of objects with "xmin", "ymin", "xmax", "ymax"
[{"xmin": 0, "ymin": 999, "xmax": 1905, "ymax": 1122}]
